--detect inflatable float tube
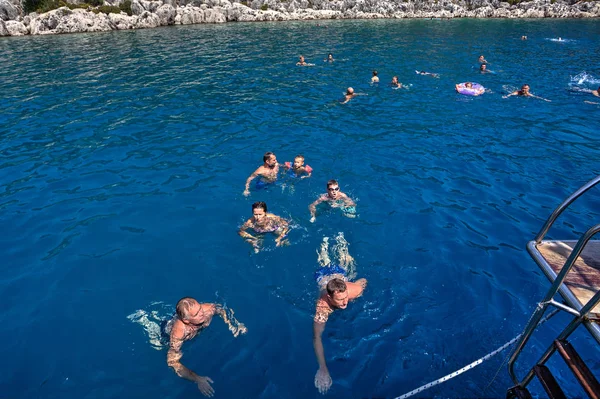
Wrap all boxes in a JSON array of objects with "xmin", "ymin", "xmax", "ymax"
[{"xmin": 456, "ymin": 82, "xmax": 485, "ymax": 96}]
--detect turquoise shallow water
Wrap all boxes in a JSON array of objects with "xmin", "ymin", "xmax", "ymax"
[{"xmin": 1, "ymin": 19, "xmax": 600, "ymax": 399}]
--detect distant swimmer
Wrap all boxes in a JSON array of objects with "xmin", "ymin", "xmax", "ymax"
[
  {"xmin": 324, "ymin": 53, "xmax": 334, "ymax": 62},
  {"xmin": 297, "ymin": 55, "xmax": 308, "ymax": 66},
  {"xmin": 284, "ymin": 154, "xmax": 313, "ymax": 178},
  {"xmin": 371, "ymin": 70, "xmax": 379, "ymax": 83},
  {"xmin": 167, "ymin": 297, "xmax": 247, "ymax": 397},
  {"xmin": 503, "ymin": 84, "xmax": 551, "ymax": 102},
  {"xmin": 309, "ymin": 179, "xmax": 356, "ymax": 223},
  {"xmin": 312, "ymin": 233, "xmax": 367, "ymax": 394},
  {"xmin": 244, "ymin": 152, "xmax": 280, "ymax": 196},
  {"xmin": 390, "ymin": 76, "xmax": 403, "ymax": 88},
  {"xmin": 478, "ymin": 55, "xmax": 488, "ymax": 64},
  {"xmin": 521, "ymin": 35, "xmax": 528, "ymax": 40},
  {"xmin": 416, "ymin": 70, "xmax": 439, "ymax": 77},
  {"xmin": 479, "ymin": 64, "xmax": 490, "ymax": 74},
  {"xmin": 593, "ymin": 87, "xmax": 600, "ymax": 97},
  {"xmin": 239, "ymin": 201, "xmax": 289, "ymax": 251}
]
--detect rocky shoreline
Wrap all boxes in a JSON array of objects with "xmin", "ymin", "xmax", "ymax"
[{"xmin": 1, "ymin": 0, "xmax": 599, "ymax": 36}]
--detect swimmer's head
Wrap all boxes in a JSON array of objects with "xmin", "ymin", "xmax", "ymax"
[
  {"xmin": 299, "ymin": 55, "xmax": 305, "ymax": 62},
  {"xmin": 263, "ymin": 152, "xmax": 277, "ymax": 167},
  {"xmin": 392, "ymin": 76, "xmax": 398, "ymax": 83},
  {"xmin": 480, "ymin": 64, "xmax": 487, "ymax": 71},
  {"xmin": 346, "ymin": 87, "xmax": 354, "ymax": 95},
  {"xmin": 521, "ymin": 84, "xmax": 530, "ymax": 93},
  {"xmin": 327, "ymin": 179, "xmax": 340, "ymax": 199},
  {"xmin": 176, "ymin": 297, "xmax": 209, "ymax": 326},
  {"xmin": 326, "ymin": 278, "xmax": 349, "ymax": 309},
  {"xmin": 328, "ymin": 53, "xmax": 333, "ymax": 60},
  {"xmin": 252, "ymin": 201, "xmax": 268, "ymax": 221},
  {"xmin": 478, "ymin": 55, "xmax": 485, "ymax": 62},
  {"xmin": 293, "ymin": 155, "xmax": 305, "ymax": 169},
  {"xmin": 465, "ymin": 82, "xmax": 473, "ymax": 88},
  {"xmin": 372, "ymin": 70, "xmax": 378, "ymax": 77}
]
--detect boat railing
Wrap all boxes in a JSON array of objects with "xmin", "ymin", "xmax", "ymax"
[{"xmin": 506, "ymin": 174, "xmax": 600, "ymax": 391}]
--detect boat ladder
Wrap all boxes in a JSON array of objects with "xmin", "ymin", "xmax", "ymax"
[{"xmin": 506, "ymin": 175, "xmax": 600, "ymax": 399}]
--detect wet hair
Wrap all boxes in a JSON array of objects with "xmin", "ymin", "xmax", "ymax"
[
  {"xmin": 327, "ymin": 179, "xmax": 339, "ymax": 188},
  {"xmin": 480, "ymin": 64, "xmax": 486, "ymax": 69},
  {"xmin": 294, "ymin": 154, "xmax": 305, "ymax": 161},
  {"xmin": 372, "ymin": 70, "xmax": 378, "ymax": 76},
  {"xmin": 263, "ymin": 152, "xmax": 275, "ymax": 162},
  {"xmin": 252, "ymin": 201, "xmax": 267, "ymax": 212},
  {"xmin": 326, "ymin": 278, "xmax": 347, "ymax": 296},
  {"xmin": 176, "ymin": 297, "xmax": 198, "ymax": 320}
]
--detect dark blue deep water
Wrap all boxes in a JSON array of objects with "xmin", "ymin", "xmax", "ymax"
[{"xmin": 1, "ymin": 19, "xmax": 600, "ymax": 399}]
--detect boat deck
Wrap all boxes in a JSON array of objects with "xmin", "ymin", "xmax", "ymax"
[{"xmin": 530, "ymin": 240, "xmax": 600, "ymax": 342}]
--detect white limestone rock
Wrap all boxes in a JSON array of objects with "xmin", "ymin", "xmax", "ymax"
[
  {"xmin": 156, "ymin": 3, "xmax": 176, "ymax": 24},
  {"xmin": 131, "ymin": 0, "xmax": 145, "ymax": 15},
  {"xmin": 203, "ymin": 6, "xmax": 226, "ymax": 21},
  {"xmin": 0, "ymin": 0, "xmax": 18, "ymax": 21},
  {"xmin": 135, "ymin": 10, "xmax": 160, "ymax": 27},
  {"xmin": 108, "ymin": 12, "xmax": 136, "ymax": 29},
  {"xmin": 0, "ymin": 18, "xmax": 8, "ymax": 35},
  {"xmin": 5, "ymin": 19, "xmax": 27, "ymax": 33}
]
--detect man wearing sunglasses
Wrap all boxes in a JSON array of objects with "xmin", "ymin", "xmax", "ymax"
[
  {"xmin": 166, "ymin": 297, "xmax": 247, "ymax": 397},
  {"xmin": 309, "ymin": 179, "xmax": 356, "ymax": 223}
]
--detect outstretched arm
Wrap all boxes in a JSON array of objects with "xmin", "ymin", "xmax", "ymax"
[
  {"xmin": 313, "ymin": 321, "xmax": 332, "ymax": 394},
  {"xmin": 239, "ymin": 219, "xmax": 260, "ymax": 251},
  {"xmin": 215, "ymin": 305, "xmax": 247, "ymax": 337},
  {"xmin": 167, "ymin": 331, "xmax": 215, "ymax": 397},
  {"xmin": 341, "ymin": 193, "xmax": 356, "ymax": 207},
  {"xmin": 274, "ymin": 217, "xmax": 290, "ymax": 247},
  {"xmin": 532, "ymin": 94, "xmax": 551, "ymax": 102},
  {"xmin": 244, "ymin": 169, "xmax": 260, "ymax": 196},
  {"xmin": 309, "ymin": 196, "xmax": 326, "ymax": 222},
  {"xmin": 503, "ymin": 91, "xmax": 518, "ymax": 99}
]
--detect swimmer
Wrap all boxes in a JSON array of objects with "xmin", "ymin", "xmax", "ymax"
[
  {"xmin": 284, "ymin": 154, "xmax": 312, "ymax": 178},
  {"xmin": 593, "ymin": 86, "xmax": 600, "ymax": 97},
  {"xmin": 324, "ymin": 53, "xmax": 334, "ymax": 62},
  {"xmin": 243, "ymin": 151, "xmax": 280, "ymax": 196},
  {"xmin": 521, "ymin": 35, "xmax": 528, "ymax": 40},
  {"xmin": 309, "ymin": 179, "xmax": 356, "ymax": 223},
  {"xmin": 312, "ymin": 234, "xmax": 367, "ymax": 394},
  {"xmin": 297, "ymin": 55, "xmax": 308, "ymax": 66},
  {"xmin": 503, "ymin": 84, "xmax": 551, "ymax": 102},
  {"xmin": 239, "ymin": 201, "xmax": 289, "ymax": 251},
  {"xmin": 167, "ymin": 297, "xmax": 247, "ymax": 397},
  {"xmin": 341, "ymin": 87, "xmax": 365, "ymax": 104},
  {"xmin": 416, "ymin": 70, "xmax": 439, "ymax": 77},
  {"xmin": 479, "ymin": 64, "xmax": 490, "ymax": 73},
  {"xmin": 478, "ymin": 55, "xmax": 488, "ymax": 64},
  {"xmin": 390, "ymin": 76, "xmax": 403, "ymax": 88},
  {"xmin": 371, "ymin": 70, "xmax": 379, "ymax": 83}
]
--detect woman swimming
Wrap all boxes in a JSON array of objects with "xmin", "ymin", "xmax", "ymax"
[{"xmin": 238, "ymin": 202, "xmax": 289, "ymax": 251}]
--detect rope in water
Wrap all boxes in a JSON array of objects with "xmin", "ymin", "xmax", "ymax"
[{"xmin": 393, "ymin": 304, "xmax": 557, "ymax": 399}]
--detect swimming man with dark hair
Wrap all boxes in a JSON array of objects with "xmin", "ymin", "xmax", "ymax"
[
  {"xmin": 243, "ymin": 152, "xmax": 280, "ymax": 196},
  {"xmin": 503, "ymin": 84, "xmax": 551, "ymax": 102},
  {"xmin": 312, "ymin": 234, "xmax": 367, "ymax": 394},
  {"xmin": 166, "ymin": 297, "xmax": 247, "ymax": 397}
]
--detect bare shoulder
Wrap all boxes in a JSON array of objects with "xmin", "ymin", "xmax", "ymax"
[
  {"xmin": 202, "ymin": 303, "xmax": 217, "ymax": 315},
  {"xmin": 314, "ymin": 295, "xmax": 333, "ymax": 323},
  {"xmin": 170, "ymin": 319, "xmax": 186, "ymax": 340},
  {"xmin": 347, "ymin": 279, "xmax": 367, "ymax": 299}
]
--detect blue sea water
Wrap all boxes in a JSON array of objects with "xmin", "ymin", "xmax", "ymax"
[{"xmin": 1, "ymin": 18, "xmax": 600, "ymax": 399}]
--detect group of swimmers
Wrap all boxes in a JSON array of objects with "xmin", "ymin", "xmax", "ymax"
[
  {"xmin": 161, "ymin": 44, "xmax": 600, "ymax": 398},
  {"xmin": 165, "ymin": 151, "xmax": 364, "ymax": 396},
  {"xmin": 298, "ymin": 50, "xmax": 600, "ymax": 103}
]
